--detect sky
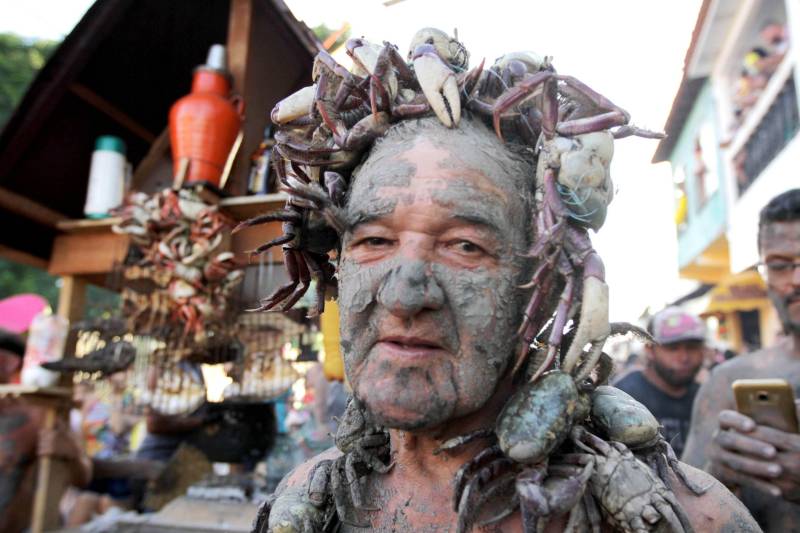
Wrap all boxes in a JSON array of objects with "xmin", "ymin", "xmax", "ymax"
[{"xmin": 0, "ymin": 0, "xmax": 703, "ymax": 322}]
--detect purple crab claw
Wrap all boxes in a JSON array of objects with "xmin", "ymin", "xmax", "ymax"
[{"xmin": 412, "ymin": 43, "xmax": 460, "ymax": 128}]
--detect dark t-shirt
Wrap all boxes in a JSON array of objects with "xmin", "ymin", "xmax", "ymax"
[{"xmin": 613, "ymin": 370, "xmax": 699, "ymax": 457}]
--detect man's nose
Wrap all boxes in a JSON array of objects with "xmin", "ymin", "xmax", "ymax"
[{"xmin": 376, "ymin": 260, "xmax": 444, "ymax": 318}]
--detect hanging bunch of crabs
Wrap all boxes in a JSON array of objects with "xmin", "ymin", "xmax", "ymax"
[{"xmin": 250, "ymin": 28, "xmax": 707, "ymax": 533}]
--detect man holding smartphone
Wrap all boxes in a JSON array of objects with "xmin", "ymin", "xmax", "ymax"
[{"xmin": 683, "ymin": 188, "xmax": 800, "ymax": 531}]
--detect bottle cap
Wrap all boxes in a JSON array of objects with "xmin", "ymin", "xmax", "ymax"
[
  {"xmin": 205, "ymin": 44, "xmax": 228, "ymax": 71},
  {"xmin": 94, "ymin": 135, "xmax": 126, "ymax": 155}
]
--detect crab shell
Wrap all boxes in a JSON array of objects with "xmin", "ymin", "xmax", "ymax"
[
  {"xmin": 539, "ymin": 131, "xmax": 614, "ymax": 231},
  {"xmin": 590, "ymin": 386, "xmax": 660, "ymax": 448},
  {"xmin": 496, "ymin": 371, "xmax": 588, "ymax": 464},
  {"xmin": 267, "ymin": 485, "xmax": 326, "ymax": 533},
  {"xmin": 407, "ymin": 27, "xmax": 469, "ymax": 70},
  {"xmin": 494, "ymin": 51, "xmax": 546, "ymax": 73}
]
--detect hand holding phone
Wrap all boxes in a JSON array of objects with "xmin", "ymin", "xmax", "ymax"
[
  {"xmin": 733, "ymin": 379, "xmax": 799, "ymax": 433},
  {"xmin": 707, "ymin": 379, "xmax": 800, "ymax": 502}
]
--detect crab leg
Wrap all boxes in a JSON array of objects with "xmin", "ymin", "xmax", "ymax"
[
  {"xmin": 277, "ymin": 250, "xmax": 311, "ymax": 311},
  {"xmin": 561, "ymin": 252, "xmax": 609, "ymax": 375},
  {"xmin": 248, "ymin": 250, "xmax": 299, "ymax": 312},
  {"xmin": 529, "ymin": 254, "xmax": 575, "ymax": 383}
]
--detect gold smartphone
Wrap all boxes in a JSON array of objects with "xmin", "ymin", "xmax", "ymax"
[{"xmin": 733, "ymin": 379, "xmax": 799, "ymax": 433}]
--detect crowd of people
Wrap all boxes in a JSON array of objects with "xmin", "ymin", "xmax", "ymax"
[{"xmin": 730, "ymin": 22, "xmax": 789, "ymax": 136}]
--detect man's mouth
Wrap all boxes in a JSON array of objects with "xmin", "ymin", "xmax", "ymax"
[{"xmin": 376, "ymin": 335, "xmax": 446, "ymax": 359}]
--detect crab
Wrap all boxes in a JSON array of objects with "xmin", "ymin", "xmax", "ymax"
[
  {"xmin": 570, "ymin": 427, "xmax": 695, "ymax": 533},
  {"xmin": 233, "ymin": 161, "xmax": 339, "ymax": 317},
  {"xmin": 590, "ymin": 386, "xmax": 709, "ymax": 497},
  {"xmin": 329, "ymin": 397, "xmax": 392, "ymax": 524}
]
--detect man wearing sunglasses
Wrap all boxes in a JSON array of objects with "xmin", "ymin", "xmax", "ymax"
[{"xmin": 683, "ymin": 188, "xmax": 800, "ymax": 531}]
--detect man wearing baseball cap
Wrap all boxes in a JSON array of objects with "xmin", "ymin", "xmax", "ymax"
[{"xmin": 614, "ymin": 306, "xmax": 707, "ymax": 457}]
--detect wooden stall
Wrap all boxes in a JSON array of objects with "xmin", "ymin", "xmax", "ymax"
[{"xmin": 0, "ymin": 0, "xmax": 317, "ymax": 529}]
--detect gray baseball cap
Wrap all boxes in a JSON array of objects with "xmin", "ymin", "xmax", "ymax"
[{"xmin": 651, "ymin": 307, "xmax": 707, "ymax": 345}]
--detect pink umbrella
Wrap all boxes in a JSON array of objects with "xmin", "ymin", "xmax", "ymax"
[{"xmin": 0, "ymin": 294, "xmax": 49, "ymax": 333}]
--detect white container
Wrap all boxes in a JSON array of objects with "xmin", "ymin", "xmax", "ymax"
[
  {"xmin": 84, "ymin": 135, "xmax": 128, "ymax": 218},
  {"xmin": 21, "ymin": 311, "xmax": 68, "ymax": 387}
]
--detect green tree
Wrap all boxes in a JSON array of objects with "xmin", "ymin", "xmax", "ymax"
[
  {"xmin": 0, "ymin": 258, "xmax": 60, "ymax": 309},
  {"xmin": 0, "ymin": 33, "xmax": 59, "ymax": 129},
  {"xmin": 311, "ymin": 23, "xmax": 351, "ymax": 52}
]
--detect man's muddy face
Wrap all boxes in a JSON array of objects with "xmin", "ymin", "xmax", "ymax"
[
  {"xmin": 337, "ymin": 136, "xmax": 528, "ymax": 431},
  {"xmin": 761, "ymin": 220, "xmax": 800, "ymax": 334}
]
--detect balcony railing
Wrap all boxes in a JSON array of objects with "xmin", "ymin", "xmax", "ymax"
[{"xmin": 734, "ymin": 75, "xmax": 800, "ymax": 194}]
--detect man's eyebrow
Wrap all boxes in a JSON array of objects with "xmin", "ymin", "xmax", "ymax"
[
  {"xmin": 345, "ymin": 209, "xmax": 392, "ymax": 232},
  {"xmin": 450, "ymin": 213, "xmax": 503, "ymax": 236}
]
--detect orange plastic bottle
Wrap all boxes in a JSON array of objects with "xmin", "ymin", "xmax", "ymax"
[{"xmin": 169, "ymin": 44, "xmax": 243, "ymax": 188}]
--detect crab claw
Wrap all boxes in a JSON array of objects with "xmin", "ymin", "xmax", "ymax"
[
  {"xmin": 562, "ymin": 253, "xmax": 610, "ymax": 375},
  {"xmin": 412, "ymin": 44, "xmax": 460, "ymax": 128},
  {"xmin": 270, "ymin": 85, "xmax": 316, "ymax": 125}
]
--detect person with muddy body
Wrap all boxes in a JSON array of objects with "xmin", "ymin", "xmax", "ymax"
[
  {"xmin": 249, "ymin": 28, "xmax": 760, "ymax": 532},
  {"xmin": 614, "ymin": 307, "xmax": 707, "ymax": 458},
  {"xmin": 682, "ymin": 188, "xmax": 800, "ymax": 532}
]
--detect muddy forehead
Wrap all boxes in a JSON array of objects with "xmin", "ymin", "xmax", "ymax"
[{"xmin": 345, "ymin": 133, "xmax": 531, "ymax": 235}]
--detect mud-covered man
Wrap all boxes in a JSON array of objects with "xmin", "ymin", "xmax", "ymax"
[
  {"xmin": 683, "ymin": 188, "xmax": 800, "ymax": 532},
  {"xmin": 253, "ymin": 29, "xmax": 760, "ymax": 532}
]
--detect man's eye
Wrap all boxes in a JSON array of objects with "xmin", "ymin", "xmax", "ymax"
[
  {"xmin": 449, "ymin": 240, "xmax": 484, "ymax": 255},
  {"xmin": 767, "ymin": 260, "xmax": 792, "ymax": 271},
  {"xmin": 357, "ymin": 237, "xmax": 393, "ymax": 248}
]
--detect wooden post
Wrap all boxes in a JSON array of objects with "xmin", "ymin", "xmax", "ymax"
[{"xmin": 30, "ymin": 275, "xmax": 86, "ymax": 532}]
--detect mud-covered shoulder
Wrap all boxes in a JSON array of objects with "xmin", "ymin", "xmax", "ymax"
[
  {"xmin": 275, "ymin": 446, "xmax": 343, "ymax": 495},
  {"xmin": 252, "ymin": 447, "xmax": 343, "ymax": 533},
  {"xmin": 670, "ymin": 462, "xmax": 762, "ymax": 532}
]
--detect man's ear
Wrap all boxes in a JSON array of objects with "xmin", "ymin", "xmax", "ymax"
[{"xmin": 643, "ymin": 343, "xmax": 655, "ymax": 360}]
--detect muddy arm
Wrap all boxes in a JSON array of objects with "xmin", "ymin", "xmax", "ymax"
[{"xmin": 682, "ymin": 367, "xmax": 733, "ymax": 469}]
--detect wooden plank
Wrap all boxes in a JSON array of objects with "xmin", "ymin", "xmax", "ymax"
[
  {"xmin": 69, "ymin": 83, "xmax": 157, "ymax": 143},
  {"xmin": 57, "ymin": 276, "xmax": 87, "ymax": 323},
  {"xmin": 56, "ymin": 217, "xmax": 122, "ymax": 233},
  {"xmin": 49, "ymin": 232, "xmax": 129, "ymax": 276},
  {"xmin": 0, "ymin": 245, "xmax": 49, "ymax": 269},
  {"xmin": 230, "ymin": 222, "xmax": 284, "ymax": 264},
  {"xmin": 225, "ymin": 0, "xmax": 254, "ymax": 197},
  {"xmin": 31, "ymin": 276, "xmax": 87, "ymax": 533},
  {"xmin": 0, "ymin": 186, "xmax": 67, "ymax": 228},
  {"xmin": 218, "ymin": 192, "xmax": 288, "ymax": 220},
  {"xmin": 227, "ymin": 0, "xmax": 253, "ymax": 97},
  {"xmin": 0, "ymin": 385, "xmax": 73, "ymax": 399}
]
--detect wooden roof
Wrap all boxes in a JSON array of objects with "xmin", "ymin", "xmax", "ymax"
[{"xmin": 0, "ymin": 0, "xmax": 316, "ymax": 264}]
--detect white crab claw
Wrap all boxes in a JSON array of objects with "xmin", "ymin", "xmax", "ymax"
[
  {"xmin": 348, "ymin": 39, "xmax": 398, "ymax": 99},
  {"xmin": 270, "ymin": 85, "xmax": 316, "ymax": 125},
  {"xmin": 562, "ymin": 274, "xmax": 610, "ymax": 374},
  {"xmin": 412, "ymin": 46, "xmax": 460, "ymax": 128}
]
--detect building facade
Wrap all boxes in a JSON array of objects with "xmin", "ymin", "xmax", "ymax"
[{"xmin": 654, "ymin": 0, "xmax": 798, "ymax": 351}]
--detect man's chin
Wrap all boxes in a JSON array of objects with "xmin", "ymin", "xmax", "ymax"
[{"xmin": 356, "ymin": 378, "xmax": 457, "ymax": 431}]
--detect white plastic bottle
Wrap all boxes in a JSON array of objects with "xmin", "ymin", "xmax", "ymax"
[{"xmin": 84, "ymin": 135, "xmax": 128, "ymax": 218}]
